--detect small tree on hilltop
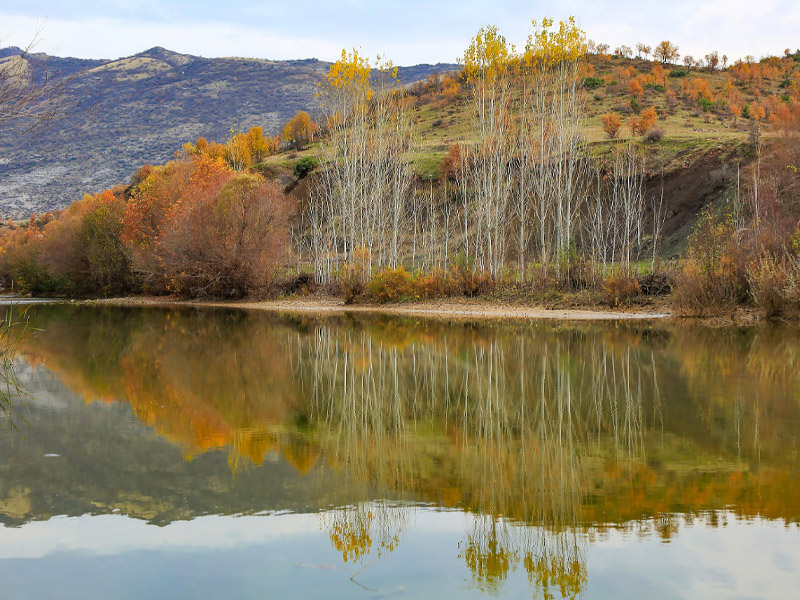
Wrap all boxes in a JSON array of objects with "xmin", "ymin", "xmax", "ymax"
[
  {"xmin": 616, "ymin": 45, "xmax": 633, "ymax": 59},
  {"xmin": 705, "ymin": 51, "xmax": 720, "ymax": 71},
  {"xmin": 654, "ymin": 41, "xmax": 680, "ymax": 64}
]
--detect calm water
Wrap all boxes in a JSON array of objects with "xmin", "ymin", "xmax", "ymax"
[{"xmin": 1, "ymin": 305, "xmax": 799, "ymax": 599}]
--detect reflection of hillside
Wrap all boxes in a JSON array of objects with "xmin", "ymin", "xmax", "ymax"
[
  {"xmin": 0, "ymin": 365, "xmax": 360, "ymax": 528},
  {"xmin": 18, "ymin": 309, "xmax": 800, "ymax": 518},
  {"xmin": 21, "ymin": 307, "xmax": 304, "ymax": 465},
  {"xmin": 13, "ymin": 307, "xmax": 800, "ymax": 590}
]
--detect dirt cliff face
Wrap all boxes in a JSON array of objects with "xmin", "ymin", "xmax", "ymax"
[{"xmin": 644, "ymin": 141, "xmax": 749, "ymax": 255}]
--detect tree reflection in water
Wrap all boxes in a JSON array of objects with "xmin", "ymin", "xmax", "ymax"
[
  {"xmin": 16, "ymin": 307, "xmax": 800, "ymax": 597},
  {"xmin": 292, "ymin": 322, "xmax": 664, "ymax": 597}
]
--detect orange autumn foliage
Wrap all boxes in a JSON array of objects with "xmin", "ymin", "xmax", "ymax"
[
  {"xmin": 0, "ymin": 137, "xmax": 294, "ymax": 298},
  {"xmin": 123, "ymin": 153, "xmax": 293, "ymax": 297},
  {"xmin": 0, "ymin": 188, "xmax": 134, "ymax": 296},
  {"xmin": 770, "ymin": 103, "xmax": 800, "ymax": 132},
  {"xmin": 628, "ymin": 78, "xmax": 644, "ymax": 100},
  {"xmin": 629, "ymin": 106, "xmax": 657, "ymax": 135},
  {"xmin": 651, "ymin": 63, "xmax": 666, "ymax": 86},
  {"xmin": 601, "ymin": 112, "xmax": 623, "ymax": 138},
  {"xmin": 688, "ymin": 78, "xmax": 714, "ymax": 103},
  {"xmin": 281, "ymin": 110, "xmax": 318, "ymax": 150}
]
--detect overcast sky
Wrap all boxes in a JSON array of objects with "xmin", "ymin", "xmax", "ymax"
[{"xmin": 1, "ymin": 1, "xmax": 799, "ymax": 65}]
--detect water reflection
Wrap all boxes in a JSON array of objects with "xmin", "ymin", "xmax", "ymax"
[
  {"xmin": 7, "ymin": 306, "xmax": 800, "ymax": 597},
  {"xmin": 293, "ymin": 322, "xmax": 659, "ymax": 596}
]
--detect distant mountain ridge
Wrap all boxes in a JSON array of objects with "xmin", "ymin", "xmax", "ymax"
[{"xmin": 0, "ymin": 47, "xmax": 457, "ymax": 217}]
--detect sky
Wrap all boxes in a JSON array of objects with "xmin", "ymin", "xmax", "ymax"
[{"xmin": 1, "ymin": 0, "xmax": 799, "ymax": 65}]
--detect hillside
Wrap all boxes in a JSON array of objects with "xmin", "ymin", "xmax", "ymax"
[
  {"xmin": 2, "ymin": 45, "xmax": 797, "ymax": 249},
  {"xmin": 1, "ymin": 38, "xmax": 798, "ymax": 316},
  {"xmin": 0, "ymin": 47, "xmax": 457, "ymax": 218},
  {"xmin": 265, "ymin": 51, "xmax": 799, "ymax": 254},
  {"xmin": 386, "ymin": 51, "xmax": 794, "ymax": 174}
]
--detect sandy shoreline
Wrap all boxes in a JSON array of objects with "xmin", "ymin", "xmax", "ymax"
[{"xmin": 86, "ymin": 296, "xmax": 672, "ymax": 321}]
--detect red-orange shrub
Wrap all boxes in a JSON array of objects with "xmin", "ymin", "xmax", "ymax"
[{"xmin": 153, "ymin": 173, "xmax": 293, "ymax": 298}]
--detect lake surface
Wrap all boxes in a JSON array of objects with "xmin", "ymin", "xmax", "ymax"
[{"xmin": 1, "ymin": 305, "xmax": 799, "ymax": 599}]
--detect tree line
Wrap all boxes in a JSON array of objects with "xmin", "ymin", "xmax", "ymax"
[
  {"xmin": 301, "ymin": 18, "xmax": 661, "ymax": 302},
  {"xmin": 1, "ymin": 18, "xmax": 799, "ymax": 314}
]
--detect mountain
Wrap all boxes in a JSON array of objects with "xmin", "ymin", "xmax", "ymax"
[
  {"xmin": 0, "ymin": 46, "xmax": 24, "ymax": 59},
  {"xmin": 0, "ymin": 47, "xmax": 457, "ymax": 218}
]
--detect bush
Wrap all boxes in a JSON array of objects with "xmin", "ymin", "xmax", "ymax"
[
  {"xmin": 0, "ymin": 190, "xmax": 136, "ymax": 297},
  {"xmin": 645, "ymin": 127, "xmax": 665, "ymax": 142},
  {"xmin": 583, "ymin": 77, "xmax": 604, "ymax": 90},
  {"xmin": 629, "ymin": 106, "xmax": 657, "ymax": 135},
  {"xmin": 293, "ymin": 156, "xmax": 318, "ymax": 179},
  {"xmin": 283, "ymin": 272, "xmax": 314, "ymax": 295},
  {"xmin": 151, "ymin": 174, "xmax": 293, "ymax": 298},
  {"xmin": 672, "ymin": 214, "xmax": 750, "ymax": 315},
  {"xmin": 786, "ymin": 257, "xmax": 800, "ymax": 306},
  {"xmin": 603, "ymin": 275, "xmax": 641, "ymax": 306},
  {"xmin": 3, "ymin": 257, "xmax": 65, "ymax": 296},
  {"xmin": 669, "ymin": 69, "xmax": 687, "ymax": 77},
  {"xmin": 602, "ymin": 112, "xmax": 623, "ymax": 139},
  {"xmin": 747, "ymin": 254, "xmax": 790, "ymax": 317},
  {"xmin": 358, "ymin": 262, "xmax": 496, "ymax": 304},
  {"xmin": 414, "ymin": 268, "xmax": 461, "ymax": 298},
  {"xmin": 337, "ymin": 264, "xmax": 366, "ymax": 305},
  {"xmin": 450, "ymin": 255, "xmax": 494, "ymax": 297},
  {"xmin": 74, "ymin": 198, "xmax": 134, "ymax": 295},
  {"xmin": 741, "ymin": 104, "xmax": 751, "ymax": 119},
  {"xmin": 639, "ymin": 272, "xmax": 673, "ymax": 296},
  {"xmin": 366, "ymin": 267, "xmax": 415, "ymax": 303},
  {"xmin": 120, "ymin": 155, "xmax": 294, "ymax": 299}
]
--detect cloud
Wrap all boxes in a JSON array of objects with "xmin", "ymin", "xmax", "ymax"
[
  {"xmin": 0, "ymin": 13, "xmax": 466, "ymax": 64},
  {"xmin": 2, "ymin": 1, "xmax": 798, "ymax": 65}
]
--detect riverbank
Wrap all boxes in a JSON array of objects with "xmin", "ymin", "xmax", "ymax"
[{"xmin": 87, "ymin": 295, "xmax": 673, "ymax": 321}]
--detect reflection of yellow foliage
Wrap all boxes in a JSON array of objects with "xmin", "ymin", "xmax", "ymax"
[
  {"xmin": 327, "ymin": 507, "xmax": 373, "ymax": 563},
  {"xmin": 19, "ymin": 309, "xmax": 800, "ymax": 549},
  {"xmin": 459, "ymin": 521, "xmax": 516, "ymax": 589},
  {"xmin": 323, "ymin": 503, "xmax": 405, "ymax": 563},
  {"xmin": 281, "ymin": 438, "xmax": 319, "ymax": 475},
  {"xmin": 524, "ymin": 549, "xmax": 586, "ymax": 600},
  {"xmin": 0, "ymin": 486, "xmax": 31, "ymax": 519}
]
